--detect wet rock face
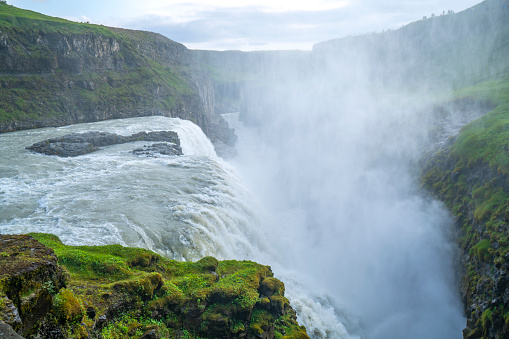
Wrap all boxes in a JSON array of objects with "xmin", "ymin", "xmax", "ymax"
[
  {"xmin": 0, "ymin": 235, "xmax": 67, "ymax": 337},
  {"xmin": 26, "ymin": 130, "xmax": 182, "ymax": 157},
  {"xmin": 212, "ymin": 140, "xmax": 238, "ymax": 159}
]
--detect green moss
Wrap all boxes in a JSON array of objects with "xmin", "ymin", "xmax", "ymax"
[
  {"xmin": 53, "ymin": 288, "xmax": 84, "ymax": 324},
  {"xmin": 471, "ymin": 239, "xmax": 491, "ymax": 261},
  {"xmin": 21, "ymin": 233, "xmax": 308, "ymax": 338},
  {"xmin": 249, "ymin": 310, "xmax": 273, "ymax": 336},
  {"xmin": 100, "ymin": 315, "xmax": 144, "ymax": 339},
  {"xmin": 269, "ymin": 295, "xmax": 290, "ymax": 314},
  {"xmin": 195, "ymin": 256, "xmax": 219, "ymax": 272},
  {"xmin": 481, "ymin": 308, "xmax": 493, "ymax": 335},
  {"xmin": 260, "ymin": 277, "xmax": 285, "ymax": 296},
  {"xmin": 110, "ymin": 272, "xmax": 164, "ymax": 300}
]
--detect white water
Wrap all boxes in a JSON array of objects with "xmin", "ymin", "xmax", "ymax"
[{"xmin": 0, "ymin": 116, "xmax": 353, "ymax": 337}]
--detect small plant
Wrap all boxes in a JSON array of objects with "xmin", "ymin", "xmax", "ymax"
[{"xmin": 42, "ymin": 280, "xmax": 55, "ymax": 295}]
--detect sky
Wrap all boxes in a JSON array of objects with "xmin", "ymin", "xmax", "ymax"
[{"xmin": 10, "ymin": 0, "xmax": 482, "ymax": 51}]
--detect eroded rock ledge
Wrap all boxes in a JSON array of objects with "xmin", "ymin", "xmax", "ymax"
[
  {"xmin": 0, "ymin": 234, "xmax": 309, "ymax": 339},
  {"xmin": 26, "ymin": 131, "xmax": 182, "ymax": 157}
]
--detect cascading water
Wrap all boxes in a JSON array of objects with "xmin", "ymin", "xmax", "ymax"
[{"xmin": 0, "ymin": 117, "xmax": 264, "ymax": 259}]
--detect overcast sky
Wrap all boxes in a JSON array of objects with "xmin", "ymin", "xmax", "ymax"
[{"xmin": 10, "ymin": 0, "xmax": 482, "ymax": 51}]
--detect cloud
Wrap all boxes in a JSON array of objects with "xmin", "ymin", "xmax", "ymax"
[
  {"xmin": 12, "ymin": 0, "xmax": 485, "ymax": 50},
  {"xmin": 142, "ymin": 0, "xmax": 350, "ymax": 13},
  {"xmin": 63, "ymin": 15, "xmax": 93, "ymax": 23},
  {"xmin": 112, "ymin": 5, "xmax": 379, "ymax": 50},
  {"xmin": 109, "ymin": 0, "xmax": 477, "ymax": 51}
]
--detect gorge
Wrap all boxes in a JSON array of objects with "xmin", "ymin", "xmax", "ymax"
[{"xmin": 0, "ymin": 0, "xmax": 509, "ymax": 338}]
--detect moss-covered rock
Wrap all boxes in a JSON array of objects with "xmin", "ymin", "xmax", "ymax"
[
  {"xmin": 0, "ymin": 234, "xmax": 67, "ymax": 337},
  {"xmin": 0, "ymin": 233, "xmax": 309, "ymax": 339}
]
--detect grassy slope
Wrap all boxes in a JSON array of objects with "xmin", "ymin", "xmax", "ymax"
[
  {"xmin": 421, "ymin": 78, "xmax": 509, "ymax": 338},
  {"xmin": 452, "ymin": 76, "xmax": 509, "ymax": 174},
  {"xmin": 0, "ymin": 4, "xmax": 114, "ymax": 35},
  {"xmin": 25, "ymin": 233, "xmax": 308, "ymax": 339}
]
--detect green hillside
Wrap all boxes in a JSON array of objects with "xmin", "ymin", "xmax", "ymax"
[
  {"xmin": 0, "ymin": 2, "xmax": 235, "ymax": 144},
  {"xmin": 0, "ymin": 3, "xmax": 114, "ymax": 34}
]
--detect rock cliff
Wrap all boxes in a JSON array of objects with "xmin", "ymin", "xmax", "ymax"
[{"xmin": 0, "ymin": 4, "xmax": 235, "ymax": 146}]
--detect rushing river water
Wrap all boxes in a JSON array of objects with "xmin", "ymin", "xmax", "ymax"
[{"xmin": 0, "ymin": 116, "xmax": 354, "ymax": 338}]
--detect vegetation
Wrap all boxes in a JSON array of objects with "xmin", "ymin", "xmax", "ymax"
[
  {"xmin": 451, "ymin": 76, "xmax": 509, "ymax": 175},
  {"xmin": 421, "ymin": 72, "xmax": 509, "ymax": 338},
  {"xmin": 0, "ymin": 233, "xmax": 308, "ymax": 338},
  {"xmin": 0, "ymin": 2, "xmax": 114, "ymax": 35}
]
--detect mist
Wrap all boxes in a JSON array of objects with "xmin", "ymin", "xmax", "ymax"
[
  {"xmin": 212, "ymin": 6, "xmax": 505, "ymax": 337},
  {"xmin": 230, "ymin": 76, "xmax": 465, "ymax": 338}
]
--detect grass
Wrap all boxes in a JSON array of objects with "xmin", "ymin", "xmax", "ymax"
[
  {"xmin": 451, "ymin": 76, "xmax": 509, "ymax": 175},
  {"xmin": 0, "ymin": 2, "xmax": 115, "ymax": 36}
]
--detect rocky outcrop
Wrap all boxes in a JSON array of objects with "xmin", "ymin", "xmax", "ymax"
[
  {"xmin": 0, "ymin": 321, "xmax": 23, "ymax": 339},
  {"xmin": 0, "ymin": 233, "xmax": 309, "ymax": 339},
  {"xmin": 0, "ymin": 235, "xmax": 67, "ymax": 337},
  {"xmin": 26, "ymin": 130, "xmax": 182, "ymax": 157}
]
